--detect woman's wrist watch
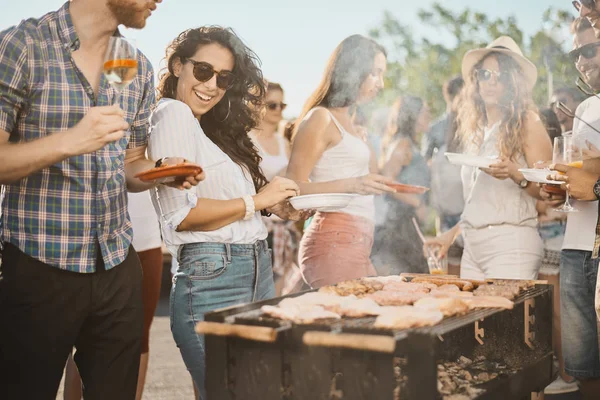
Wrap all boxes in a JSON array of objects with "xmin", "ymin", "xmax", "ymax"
[
  {"xmin": 593, "ymin": 177, "xmax": 600, "ymax": 200},
  {"xmin": 155, "ymin": 157, "xmax": 167, "ymax": 168},
  {"xmin": 518, "ymin": 178, "xmax": 529, "ymax": 189}
]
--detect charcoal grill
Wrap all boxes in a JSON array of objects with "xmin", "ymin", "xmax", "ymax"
[{"xmin": 199, "ymin": 282, "xmax": 553, "ymax": 400}]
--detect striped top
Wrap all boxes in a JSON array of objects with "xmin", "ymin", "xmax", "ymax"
[
  {"xmin": 147, "ymin": 99, "xmax": 267, "ymax": 257},
  {"xmin": 0, "ymin": 1, "xmax": 155, "ymax": 272}
]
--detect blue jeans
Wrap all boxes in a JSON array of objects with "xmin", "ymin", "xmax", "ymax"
[
  {"xmin": 170, "ymin": 240, "xmax": 275, "ymax": 400},
  {"xmin": 560, "ymin": 249, "xmax": 600, "ymax": 378}
]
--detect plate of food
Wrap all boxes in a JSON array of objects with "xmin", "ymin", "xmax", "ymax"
[
  {"xmin": 135, "ymin": 162, "xmax": 204, "ymax": 182},
  {"xmin": 518, "ymin": 168, "xmax": 562, "ymax": 185},
  {"xmin": 289, "ymin": 193, "xmax": 358, "ymax": 212},
  {"xmin": 445, "ymin": 152, "xmax": 497, "ymax": 168},
  {"xmin": 386, "ymin": 182, "xmax": 429, "ymax": 194}
]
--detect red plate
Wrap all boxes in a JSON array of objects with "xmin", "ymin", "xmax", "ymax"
[
  {"xmin": 542, "ymin": 183, "xmax": 566, "ymax": 195},
  {"xmin": 135, "ymin": 163, "xmax": 203, "ymax": 182},
  {"xmin": 386, "ymin": 183, "xmax": 430, "ymax": 194}
]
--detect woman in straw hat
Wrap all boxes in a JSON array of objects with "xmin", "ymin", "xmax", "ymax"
[{"xmin": 424, "ymin": 36, "xmax": 552, "ymax": 280}]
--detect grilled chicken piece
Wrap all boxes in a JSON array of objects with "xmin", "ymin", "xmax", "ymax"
[
  {"xmin": 429, "ymin": 290, "xmax": 474, "ymax": 299},
  {"xmin": 324, "ymin": 297, "xmax": 383, "ymax": 317},
  {"xmin": 319, "ymin": 278, "xmax": 384, "ymax": 297},
  {"xmin": 436, "ymin": 284, "xmax": 461, "ymax": 292},
  {"xmin": 474, "ymin": 284, "xmax": 520, "ymax": 299},
  {"xmin": 362, "ymin": 275, "xmax": 407, "ymax": 285},
  {"xmin": 413, "ymin": 297, "xmax": 469, "ymax": 317},
  {"xmin": 368, "ymin": 290, "xmax": 427, "ymax": 306},
  {"xmin": 261, "ymin": 304, "xmax": 341, "ymax": 323},
  {"xmin": 410, "ymin": 277, "xmax": 475, "ymax": 291},
  {"xmin": 383, "ymin": 281, "xmax": 435, "ymax": 292},
  {"xmin": 488, "ymin": 279, "xmax": 536, "ymax": 290},
  {"xmin": 374, "ymin": 306, "xmax": 444, "ymax": 329},
  {"xmin": 278, "ymin": 292, "xmax": 350, "ymax": 308},
  {"xmin": 462, "ymin": 295, "xmax": 514, "ymax": 310}
]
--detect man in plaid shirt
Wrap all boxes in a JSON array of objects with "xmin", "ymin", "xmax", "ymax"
[{"xmin": 0, "ymin": 1, "xmax": 204, "ymax": 398}]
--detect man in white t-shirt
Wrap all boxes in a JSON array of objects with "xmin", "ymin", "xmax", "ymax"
[{"xmin": 543, "ymin": 17, "xmax": 600, "ymax": 399}]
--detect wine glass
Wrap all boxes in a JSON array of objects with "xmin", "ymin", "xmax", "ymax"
[
  {"xmin": 552, "ymin": 134, "xmax": 583, "ymax": 213},
  {"xmin": 103, "ymin": 37, "xmax": 138, "ymax": 105}
]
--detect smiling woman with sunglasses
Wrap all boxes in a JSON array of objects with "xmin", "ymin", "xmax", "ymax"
[
  {"xmin": 424, "ymin": 36, "xmax": 552, "ymax": 281},
  {"xmin": 147, "ymin": 26, "xmax": 302, "ymax": 400}
]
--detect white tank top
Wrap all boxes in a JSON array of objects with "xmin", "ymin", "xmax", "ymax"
[
  {"xmin": 460, "ymin": 123, "xmax": 538, "ymax": 230},
  {"xmin": 308, "ymin": 108, "xmax": 374, "ymax": 222},
  {"xmin": 250, "ymin": 131, "xmax": 289, "ymax": 181}
]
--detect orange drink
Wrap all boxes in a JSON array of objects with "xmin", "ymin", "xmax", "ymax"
[{"xmin": 568, "ymin": 161, "xmax": 583, "ymax": 168}]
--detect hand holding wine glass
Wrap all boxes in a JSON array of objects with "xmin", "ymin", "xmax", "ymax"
[
  {"xmin": 103, "ymin": 37, "xmax": 138, "ymax": 105},
  {"xmin": 551, "ymin": 135, "xmax": 583, "ymax": 213}
]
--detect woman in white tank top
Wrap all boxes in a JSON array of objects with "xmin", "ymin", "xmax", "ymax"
[
  {"xmin": 287, "ymin": 35, "xmax": 395, "ymax": 288},
  {"xmin": 424, "ymin": 37, "xmax": 552, "ymax": 280}
]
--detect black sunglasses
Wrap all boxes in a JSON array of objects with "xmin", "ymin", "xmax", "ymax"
[
  {"xmin": 266, "ymin": 102, "xmax": 287, "ymax": 111},
  {"xmin": 568, "ymin": 42, "xmax": 600, "ymax": 62},
  {"xmin": 573, "ymin": 0, "xmax": 597, "ymax": 12},
  {"xmin": 182, "ymin": 58, "xmax": 236, "ymax": 90},
  {"xmin": 474, "ymin": 68, "xmax": 511, "ymax": 84}
]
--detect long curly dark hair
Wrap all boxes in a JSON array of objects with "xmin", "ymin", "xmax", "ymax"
[{"xmin": 157, "ymin": 26, "xmax": 268, "ymax": 190}]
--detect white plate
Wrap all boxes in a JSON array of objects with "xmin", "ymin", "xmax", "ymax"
[
  {"xmin": 289, "ymin": 193, "xmax": 358, "ymax": 212},
  {"xmin": 445, "ymin": 152, "xmax": 498, "ymax": 168},
  {"xmin": 518, "ymin": 168, "xmax": 563, "ymax": 185}
]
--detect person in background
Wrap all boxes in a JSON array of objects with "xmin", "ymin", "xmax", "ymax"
[
  {"xmin": 250, "ymin": 82, "xmax": 303, "ymax": 295},
  {"xmin": 575, "ymin": 0, "xmax": 600, "ymax": 38},
  {"xmin": 421, "ymin": 76, "xmax": 465, "ymax": 161},
  {"xmin": 429, "ymin": 85, "xmax": 466, "ymax": 273},
  {"xmin": 536, "ymin": 108, "xmax": 578, "ymax": 395},
  {"xmin": 540, "ymin": 16, "xmax": 600, "ymax": 399},
  {"xmin": 372, "ymin": 95, "xmax": 431, "ymax": 275},
  {"xmin": 424, "ymin": 36, "xmax": 552, "ymax": 280},
  {"xmin": 550, "ymin": 86, "xmax": 587, "ymax": 133},
  {"xmin": 64, "ymin": 191, "xmax": 165, "ymax": 400},
  {"xmin": 287, "ymin": 34, "xmax": 394, "ymax": 288},
  {"xmin": 147, "ymin": 27, "xmax": 303, "ymax": 399}
]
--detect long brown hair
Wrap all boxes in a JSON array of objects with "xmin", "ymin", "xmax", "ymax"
[
  {"xmin": 157, "ymin": 26, "xmax": 268, "ymax": 190},
  {"xmin": 457, "ymin": 52, "xmax": 535, "ymax": 161},
  {"xmin": 292, "ymin": 35, "xmax": 386, "ymax": 139}
]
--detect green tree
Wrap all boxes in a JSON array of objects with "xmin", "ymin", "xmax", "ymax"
[{"xmin": 368, "ymin": 4, "xmax": 579, "ymax": 119}]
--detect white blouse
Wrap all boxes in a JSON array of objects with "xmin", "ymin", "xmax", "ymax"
[{"xmin": 147, "ymin": 99, "xmax": 267, "ymax": 258}]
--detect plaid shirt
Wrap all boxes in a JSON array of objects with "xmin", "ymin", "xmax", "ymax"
[{"xmin": 0, "ymin": 2, "xmax": 155, "ymax": 273}]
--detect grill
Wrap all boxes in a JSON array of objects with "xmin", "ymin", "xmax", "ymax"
[{"xmin": 200, "ymin": 282, "xmax": 553, "ymax": 400}]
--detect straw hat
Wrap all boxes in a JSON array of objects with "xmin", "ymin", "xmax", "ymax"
[{"xmin": 461, "ymin": 36, "xmax": 537, "ymax": 90}]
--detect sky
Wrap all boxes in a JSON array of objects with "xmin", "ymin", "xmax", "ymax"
[{"xmin": 1, "ymin": 0, "xmax": 577, "ymax": 117}]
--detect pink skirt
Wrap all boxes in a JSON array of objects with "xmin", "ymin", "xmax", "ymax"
[{"xmin": 298, "ymin": 212, "xmax": 376, "ymax": 288}]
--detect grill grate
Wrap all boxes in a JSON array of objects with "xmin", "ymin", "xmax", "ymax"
[{"xmin": 229, "ymin": 286, "xmax": 546, "ymax": 338}]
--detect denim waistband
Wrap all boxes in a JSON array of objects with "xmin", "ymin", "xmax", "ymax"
[{"xmin": 179, "ymin": 240, "xmax": 268, "ymax": 260}]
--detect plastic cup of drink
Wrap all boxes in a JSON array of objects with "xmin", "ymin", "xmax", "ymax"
[{"xmin": 428, "ymin": 256, "xmax": 448, "ymax": 275}]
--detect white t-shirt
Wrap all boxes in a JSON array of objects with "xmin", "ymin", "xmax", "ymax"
[
  {"xmin": 562, "ymin": 96, "xmax": 600, "ymax": 251},
  {"xmin": 147, "ymin": 99, "xmax": 267, "ymax": 258},
  {"xmin": 128, "ymin": 191, "xmax": 162, "ymax": 252}
]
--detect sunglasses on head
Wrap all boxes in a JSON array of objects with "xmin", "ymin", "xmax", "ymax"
[
  {"xmin": 569, "ymin": 42, "xmax": 600, "ymax": 62},
  {"xmin": 182, "ymin": 58, "xmax": 236, "ymax": 90},
  {"xmin": 573, "ymin": 0, "xmax": 597, "ymax": 12},
  {"xmin": 474, "ymin": 68, "xmax": 511, "ymax": 84},
  {"xmin": 266, "ymin": 102, "xmax": 287, "ymax": 111}
]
